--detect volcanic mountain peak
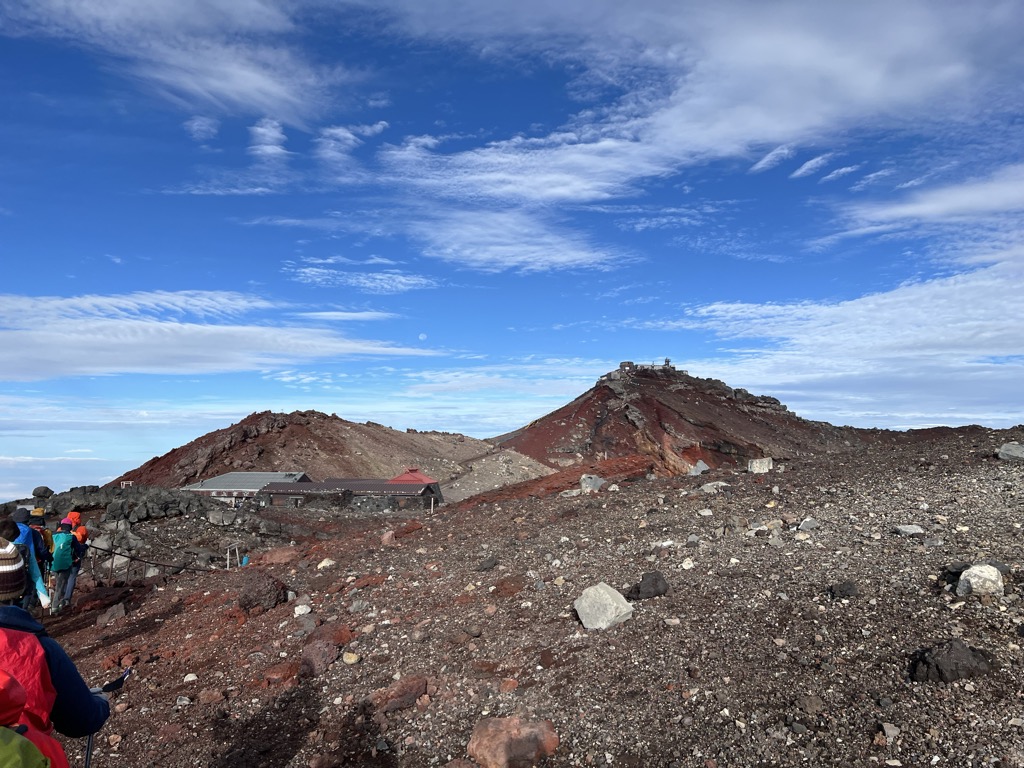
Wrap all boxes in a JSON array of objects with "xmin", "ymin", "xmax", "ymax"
[
  {"xmin": 495, "ymin": 361, "xmax": 865, "ymax": 476},
  {"xmin": 110, "ymin": 410, "xmax": 498, "ymax": 491}
]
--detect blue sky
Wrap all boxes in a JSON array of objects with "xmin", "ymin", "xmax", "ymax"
[{"xmin": 2, "ymin": 1, "xmax": 1023, "ymax": 500}]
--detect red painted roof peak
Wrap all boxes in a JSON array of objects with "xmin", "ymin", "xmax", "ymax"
[{"xmin": 390, "ymin": 468, "xmax": 436, "ymax": 484}]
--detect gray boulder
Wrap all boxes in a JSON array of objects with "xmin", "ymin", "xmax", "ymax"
[
  {"xmin": 579, "ymin": 474, "xmax": 606, "ymax": 494},
  {"xmin": 574, "ymin": 582, "xmax": 634, "ymax": 630},
  {"xmin": 31, "ymin": 486, "xmax": 54, "ymax": 499},
  {"xmin": 955, "ymin": 564, "xmax": 1004, "ymax": 597},
  {"xmin": 998, "ymin": 443, "xmax": 1024, "ymax": 461}
]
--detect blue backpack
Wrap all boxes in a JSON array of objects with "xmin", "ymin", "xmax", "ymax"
[{"xmin": 51, "ymin": 532, "xmax": 74, "ymax": 573}]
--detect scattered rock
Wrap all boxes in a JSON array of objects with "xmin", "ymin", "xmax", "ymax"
[
  {"xmin": 300, "ymin": 640, "xmax": 339, "ymax": 678},
  {"xmin": 574, "ymin": 582, "xmax": 634, "ymax": 629},
  {"xmin": 579, "ymin": 474, "xmax": 606, "ymax": 494},
  {"xmin": 747, "ymin": 457, "xmax": 773, "ymax": 473},
  {"xmin": 476, "ymin": 554, "xmax": 499, "ymax": 572},
  {"xmin": 893, "ymin": 524, "xmax": 926, "ymax": 538},
  {"xmin": 955, "ymin": 564, "xmax": 1004, "ymax": 597},
  {"xmin": 371, "ymin": 675, "xmax": 429, "ymax": 713},
  {"xmin": 237, "ymin": 570, "xmax": 288, "ymax": 614},
  {"xmin": 910, "ymin": 639, "xmax": 997, "ymax": 683},
  {"xmin": 688, "ymin": 460, "xmax": 710, "ymax": 476},
  {"xmin": 998, "ymin": 442, "xmax": 1024, "ymax": 461},
  {"xmin": 467, "ymin": 716, "xmax": 559, "ymax": 768},
  {"xmin": 701, "ymin": 482, "xmax": 730, "ymax": 494},
  {"xmin": 829, "ymin": 580, "xmax": 859, "ymax": 599},
  {"xmin": 624, "ymin": 571, "xmax": 670, "ymax": 600},
  {"xmin": 96, "ymin": 602, "xmax": 126, "ymax": 627}
]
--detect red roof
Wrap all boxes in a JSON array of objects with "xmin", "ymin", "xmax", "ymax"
[{"xmin": 389, "ymin": 467, "xmax": 436, "ymax": 484}]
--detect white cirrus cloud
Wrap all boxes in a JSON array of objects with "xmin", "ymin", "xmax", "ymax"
[
  {"xmin": 0, "ymin": 290, "xmax": 435, "ymax": 381},
  {"xmin": 820, "ymin": 163, "xmax": 863, "ymax": 182},
  {"xmin": 405, "ymin": 208, "xmax": 627, "ymax": 272},
  {"xmin": 749, "ymin": 145, "xmax": 795, "ymax": 173},
  {"xmin": 789, "ymin": 153, "xmax": 834, "ymax": 179},
  {"xmin": 184, "ymin": 115, "xmax": 220, "ymax": 141},
  {"xmin": 284, "ymin": 266, "xmax": 440, "ymax": 294},
  {"xmin": 2, "ymin": 0, "xmax": 347, "ymax": 122}
]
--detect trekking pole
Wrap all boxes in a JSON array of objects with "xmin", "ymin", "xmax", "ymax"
[{"xmin": 85, "ymin": 667, "xmax": 132, "ymax": 768}]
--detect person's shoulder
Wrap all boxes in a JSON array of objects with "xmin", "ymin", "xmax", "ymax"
[{"xmin": 0, "ymin": 605, "xmax": 44, "ymax": 635}]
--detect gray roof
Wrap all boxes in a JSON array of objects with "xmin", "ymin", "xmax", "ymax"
[
  {"xmin": 263, "ymin": 480, "xmax": 439, "ymax": 497},
  {"xmin": 182, "ymin": 471, "xmax": 310, "ymax": 493}
]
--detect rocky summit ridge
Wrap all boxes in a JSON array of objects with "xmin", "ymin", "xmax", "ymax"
[
  {"xmin": 111, "ymin": 364, "xmax": 872, "ymax": 503},
  {"xmin": 495, "ymin": 362, "xmax": 868, "ymax": 476}
]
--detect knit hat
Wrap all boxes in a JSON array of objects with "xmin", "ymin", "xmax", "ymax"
[
  {"xmin": 30, "ymin": 508, "xmax": 45, "ymax": 518},
  {"xmin": 0, "ymin": 538, "xmax": 26, "ymax": 603},
  {"xmin": 61, "ymin": 517, "xmax": 73, "ymax": 526},
  {"xmin": 11, "ymin": 508, "xmax": 29, "ymax": 524}
]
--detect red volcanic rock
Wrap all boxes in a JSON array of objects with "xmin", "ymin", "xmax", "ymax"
[
  {"xmin": 467, "ymin": 716, "xmax": 559, "ymax": 768},
  {"xmin": 263, "ymin": 661, "xmax": 301, "ymax": 686},
  {"xmin": 107, "ymin": 409, "xmax": 495, "ymax": 490},
  {"xmin": 496, "ymin": 364, "xmax": 865, "ymax": 477},
  {"xmin": 371, "ymin": 675, "xmax": 429, "ymax": 713}
]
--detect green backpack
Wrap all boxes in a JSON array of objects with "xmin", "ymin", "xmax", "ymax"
[
  {"xmin": 51, "ymin": 533, "xmax": 74, "ymax": 573},
  {"xmin": 0, "ymin": 724, "xmax": 50, "ymax": 767}
]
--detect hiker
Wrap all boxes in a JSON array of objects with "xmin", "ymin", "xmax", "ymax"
[
  {"xmin": 7, "ymin": 511, "xmax": 50, "ymax": 612},
  {"xmin": 65, "ymin": 511, "xmax": 87, "ymax": 546},
  {"xmin": 0, "ymin": 667, "xmax": 65, "ymax": 767},
  {"xmin": 0, "ymin": 529, "xmax": 110, "ymax": 768},
  {"xmin": 58, "ymin": 517, "xmax": 87, "ymax": 611},
  {"xmin": 61, "ymin": 512, "xmax": 88, "ymax": 609},
  {"xmin": 50, "ymin": 523, "xmax": 76, "ymax": 614},
  {"xmin": 22, "ymin": 510, "xmax": 53, "ymax": 615}
]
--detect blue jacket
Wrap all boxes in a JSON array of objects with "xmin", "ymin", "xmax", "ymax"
[
  {"xmin": 13, "ymin": 523, "xmax": 48, "ymax": 601},
  {"xmin": 0, "ymin": 606, "xmax": 110, "ymax": 737}
]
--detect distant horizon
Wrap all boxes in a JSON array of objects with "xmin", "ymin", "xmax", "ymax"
[
  {"xmin": 6, "ymin": 366, "xmax": 1020, "ymax": 503},
  {"xmin": 3, "ymin": 1, "xmax": 1023, "ymax": 501}
]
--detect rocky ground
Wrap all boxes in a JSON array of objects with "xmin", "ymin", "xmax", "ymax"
[{"xmin": 37, "ymin": 426, "xmax": 1024, "ymax": 767}]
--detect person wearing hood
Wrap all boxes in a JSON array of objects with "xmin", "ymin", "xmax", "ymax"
[
  {"xmin": 0, "ymin": 526, "xmax": 109, "ymax": 767},
  {"xmin": 0, "ymin": 667, "xmax": 65, "ymax": 767},
  {"xmin": 8, "ymin": 510, "xmax": 50, "ymax": 612},
  {"xmin": 60, "ymin": 512, "xmax": 88, "ymax": 610}
]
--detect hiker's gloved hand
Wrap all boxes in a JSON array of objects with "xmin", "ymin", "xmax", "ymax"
[{"xmin": 38, "ymin": 591, "xmax": 51, "ymax": 609}]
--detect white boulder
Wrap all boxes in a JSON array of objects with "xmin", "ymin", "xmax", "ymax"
[{"xmin": 574, "ymin": 582, "xmax": 634, "ymax": 630}]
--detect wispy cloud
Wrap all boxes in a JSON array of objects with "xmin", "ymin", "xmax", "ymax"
[
  {"xmin": 295, "ymin": 310, "xmax": 398, "ymax": 321},
  {"xmin": 850, "ymin": 168, "xmax": 894, "ymax": 191},
  {"xmin": 749, "ymin": 145, "xmax": 795, "ymax": 173},
  {"xmin": 820, "ymin": 163, "xmax": 863, "ymax": 182},
  {"xmin": 789, "ymin": 153, "xmax": 834, "ymax": 179},
  {"xmin": 184, "ymin": 115, "xmax": 219, "ymax": 142},
  {"xmin": 632, "ymin": 256, "xmax": 1024, "ymax": 426},
  {"xmin": 248, "ymin": 117, "xmax": 290, "ymax": 161},
  {"xmin": 3, "ymin": 0, "xmax": 347, "ymax": 123},
  {"xmin": 284, "ymin": 266, "xmax": 440, "ymax": 294},
  {"xmin": 848, "ymin": 163, "xmax": 1024, "ymax": 225},
  {"xmin": 0, "ymin": 290, "xmax": 435, "ymax": 380},
  {"xmin": 406, "ymin": 208, "xmax": 626, "ymax": 272}
]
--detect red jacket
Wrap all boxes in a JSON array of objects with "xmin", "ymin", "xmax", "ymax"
[{"xmin": 0, "ymin": 667, "xmax": 68, "ymax": 768}]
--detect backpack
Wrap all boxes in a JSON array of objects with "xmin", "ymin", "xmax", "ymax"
[
  {"xmin": 0, "ymin": 724, "xmax": 51, "ymax": 768},
  {"xmin": 50, "ymin": 535, "xmax": 73, "ymax": 574}
]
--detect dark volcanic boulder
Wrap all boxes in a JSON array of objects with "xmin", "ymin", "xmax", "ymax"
[
  {"xmin": 625, "ymin": 570, "xmax": 670, "ymax": 600},
  {"xmin": 910, "ymin": 639, "xmax": 997, "ymax": 683},
  {"xmin": 237, "ymin": 569, "xmax": 289, "ymax": 615}
]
